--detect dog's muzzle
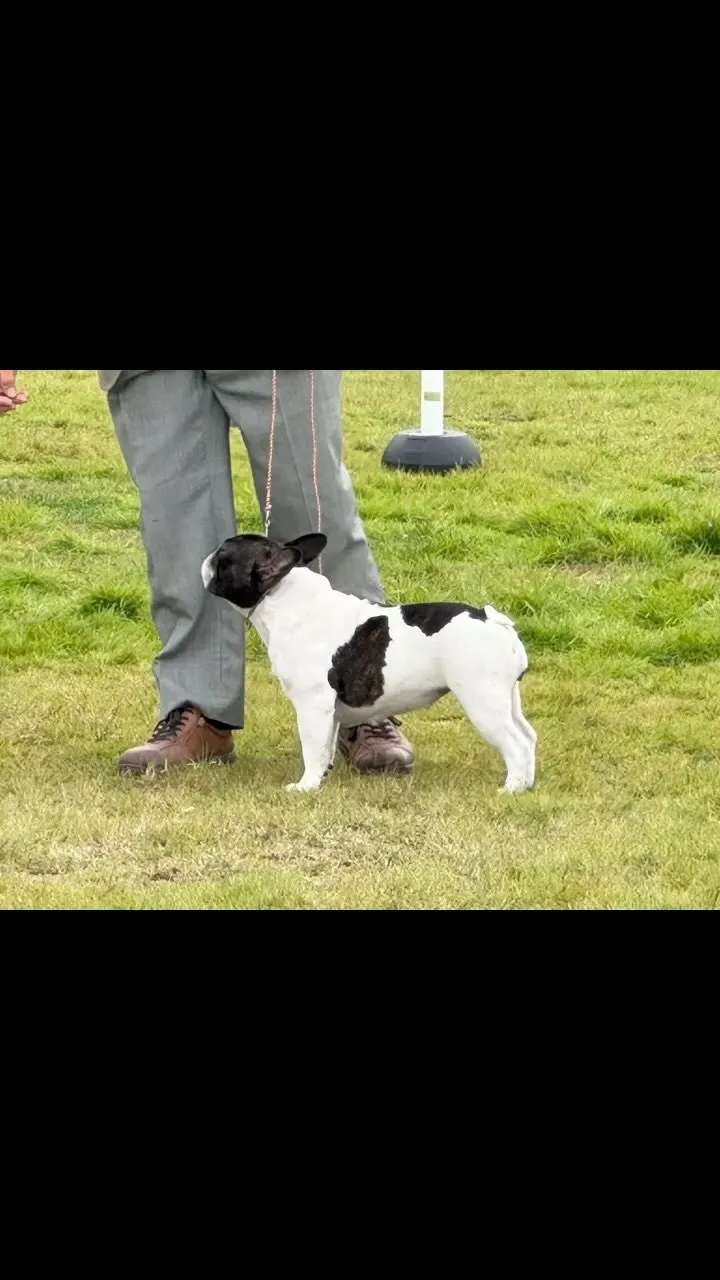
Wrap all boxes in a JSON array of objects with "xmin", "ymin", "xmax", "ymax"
[{"xmin": 201, "ymin": 554, "xmax": 216, "ymax": 590}]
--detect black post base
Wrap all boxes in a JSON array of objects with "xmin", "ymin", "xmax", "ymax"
[{"xmin": 382, "ymin": 430, "xmax": 482, "ymax": 474}]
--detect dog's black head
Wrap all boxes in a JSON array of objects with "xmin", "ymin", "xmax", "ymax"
[{"xmin": 202, "ymin": 532, "xmax": 327, "ymax": 610}]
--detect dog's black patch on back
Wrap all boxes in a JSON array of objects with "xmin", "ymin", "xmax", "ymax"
[
  {"xmin": 328, "ymin": 616, "xmax": 391, "ymax": 708},
  {"xmin": 401, "ymin": 603, "xmax": 487, "ymax": 636}
]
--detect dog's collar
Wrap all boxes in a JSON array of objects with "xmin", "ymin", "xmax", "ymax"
[
  {"xmin": 244, "ymin": 584, "xmax": 277, "ymax": 625},
  {"xmin": 245, "ymin": 597, "xmax": 268, "ymax": 626}
]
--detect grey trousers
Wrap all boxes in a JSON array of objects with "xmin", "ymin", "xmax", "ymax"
[{"xmin": 109, "ymin": 370, "xmax": 384, "ymax": 727}]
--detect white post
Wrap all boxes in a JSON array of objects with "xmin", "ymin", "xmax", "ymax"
[
  {"xmin": 382, "ymin": 368, "xmax": 479, "ymax": 472},
  {"xmin": 420, "ymin": 369, "xmax": 445, "ymax": 436}
]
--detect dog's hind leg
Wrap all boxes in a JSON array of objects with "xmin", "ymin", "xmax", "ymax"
[
  {"xmin": 449, "ymin": 676, "xmax": 535, "ymax": 794},
  {"xmin": 511, "ymin": 681, "xmax": 537, "ymax": 789},
  {"xmin": 286, "ymin": 693, "xmax": 339, "ymax": 793}
]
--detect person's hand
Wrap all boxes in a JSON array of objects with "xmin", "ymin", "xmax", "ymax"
[{"xmin": 0, "ymin": 370, "xmax": 28, "ymax": 414}]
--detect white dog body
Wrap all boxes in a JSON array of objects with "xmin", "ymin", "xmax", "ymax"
[{"xmin": 202, "ymin": 534, "xmax": 537, "ymax": 795}]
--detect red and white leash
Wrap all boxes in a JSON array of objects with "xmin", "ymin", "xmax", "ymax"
[
  {"xmin": 265, "ymin": 370, "xmax": 323, "ymax": 574},
  {"xmin": 264, "ymin": 368, "xmax": 279, "ymax": 534}
]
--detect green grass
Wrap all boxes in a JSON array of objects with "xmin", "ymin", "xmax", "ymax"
[{"xmin": 1, "ymin": 369, "xmax": 720, "ymax": 910}]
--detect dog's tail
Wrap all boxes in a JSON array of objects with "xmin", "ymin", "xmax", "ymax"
[
  {"xmin": 483, "ymin": 604, "xmax": 517, "ymax": 631},
  {"xmin": 484, "ymin": 605, "xmax": 530, "ymax": 682}
]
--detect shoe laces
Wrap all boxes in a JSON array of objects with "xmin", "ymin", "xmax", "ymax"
[
  {"xmin": 353, "ymin": 717, "xmax": 403, "ymax": 741},
  {"xmin": 149, "ymin": 704, "xmax": 195, "ymax": 744}
]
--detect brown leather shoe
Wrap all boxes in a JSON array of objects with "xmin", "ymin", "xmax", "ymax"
[
  {"xmin": 117, "ymin": 704, "xmax": 237, "ymax": 775},
  {"xmin": 338, "ymin": 718, "xmax": 415, "ymax": 774}
]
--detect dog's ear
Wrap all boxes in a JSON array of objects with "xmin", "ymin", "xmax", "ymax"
[
  {"xmin": 285, "ymin": 533, "xmax": 328, "ymax": 566},
  {"xmin": 255, "ymin": 542, "xmax": 302, "ymax": 588}
]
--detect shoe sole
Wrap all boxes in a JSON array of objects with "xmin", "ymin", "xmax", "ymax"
[
  {"xmin": 118, "ymin": 752, "xmax": 238, "ymax": 776},
  {"xmin": 346, "ymin": 763, "xmax": 414, "ymax": 774}
]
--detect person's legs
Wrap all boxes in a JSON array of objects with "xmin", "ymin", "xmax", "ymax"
[
  {"xmin": 109, "ymin": 369, "xmax": 246, "ymax": 729},
  {"xmin": 108, "ymin": 368, "xmax": 414, "ymax": 776}
]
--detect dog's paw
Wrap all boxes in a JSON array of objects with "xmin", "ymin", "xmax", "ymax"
[
  {"xmin": 285, "ymin": 781, "xmax": 321, "ymax": 794},
  {"xmin": 499, "ymin": 777, "xmax": 533, "ymax": 795}
]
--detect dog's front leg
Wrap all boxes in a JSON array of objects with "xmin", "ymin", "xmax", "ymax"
[
  {"xmin": 329, "ymin": 720, "xmax": 340, "ymax": 771},
  {"xmin": 286, "ymin": 694, "xmax": 339, "ymax": 794}
]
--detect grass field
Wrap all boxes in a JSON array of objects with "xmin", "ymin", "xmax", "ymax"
[{"xmin": 1, "ymin": 369, "xmax": 719, "ymax": 910}]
